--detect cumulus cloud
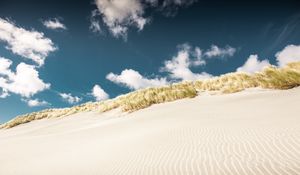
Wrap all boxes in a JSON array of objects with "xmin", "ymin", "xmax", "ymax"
[
  {"xmin": 42, "ymin": 18, "xmax": 67, "ymax": 30},
  {"xmin": 205, "ymin": 45, "xmax": 236, "ymax": 58},
  {"xmin": 94, "ymin": 0, "xmax": 147, "ymax": 38},
  {"xmin": 59, "ymin": 93, "xmax": 81, "ymax": 104},
  {"xmin": 106, "ymin": 43, "xmax": 237, "ymax": 90},
  {"xmin": 92, "ymin": 84, "xmax": 109, "ymax": 101},
  {"xmin": 160, "ymin": 44, "xmax": 236, "ymax": 81},
  {"xmin": 162, "ymin": 44, "xmax": 212, "ymax": 81},
  {"xmin": 276, "ymin": 44, "xmax": 300, "ymax": 67},
  {"xmin": 93, "ymin": 0, "xmax": 197, "ymax": 38},
  {"xmin": 106, "ymin": 69, "xmax": 168, "ymax": 90},
  {"xmin": 23, "ymin": 98, "xmax": 49, "ymax": 107},
  {"xmin": 0, "ymin": 57, "xmax": 50, "ymax": 98},
  {"xmin": 0, "ymin": 57, "xmax": 14, "ymax": 77},
  {"xmin": 107, "ymin": 43, "xmax": 229, "ymax": 90},
  {"xmin": 237, "ymin": 55, "xmax": 270, "ymax": 73},
  {"xmin": 0, "ymin": 18, "xmax": 57, "ymax": 66}
]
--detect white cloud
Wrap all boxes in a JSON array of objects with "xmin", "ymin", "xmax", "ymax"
[
  {"xmin": 92, "ymin": 84, "xmax": 109, "ymax": 101},
  {"xmin": 237, "ymin": 55, "xmax": 270, "ymax": 74},
  {"xmin": 107, "ymin": 44, "xmax": 219, "ymax": 90},
  {"xmin": 24, "ymin": 98, "xmax": 49, "ymax": 107},
  {"xmin": 42, "ymin": 18, "xmax": 67, "ymax": 30},
  {"xmin": 193, "ymin": 47, "xmax": 205, "ymax": 66},
  {"xmin": 59, "ymin": 93, "xmax": 81, "ymax": 104},
  {"xmin": 205, "ymin": 45, "xmax": 236, "ymax": 58},
  {"xmin": 0, "ymin": 57, "xmax": 50, "ymax": 98},
  {"xmin": 106, "ymin": 69, "xmax": 168, "ymax": 90},
  {"xmin": 276, "ymin": 44, "xmax": 300, "ymax": 67},
  {"xmin": 0, "ymin": 18, "xmax": 57, "ymax": 66},
  {"xmin": 94, "ymin": 0, "xmax": 147, "ymax": 38},
  {"xmin": 93, "ymin": 0, "xmax": 197, "ymax": 38},
  {"xmin": 0, "ymin": 57, "xmax": 13, "ymax": 77},
  {"xmin": 161, "ymin": 44, "xmax": 236, "ymax": 81},
  {"xmin": 106, "ymin": 43, "xmax": 238, "ymax": 91},
  {"xmin": 162, "ymin": 44, "xmax": 211, "ymax": 81}
]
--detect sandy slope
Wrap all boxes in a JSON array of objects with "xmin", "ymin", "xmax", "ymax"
[{"xmin": 0, "ymin": 88, "xmax": 300, "ymax": 175}]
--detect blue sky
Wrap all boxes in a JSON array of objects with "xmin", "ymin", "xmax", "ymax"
[{"xmin": 0, "ymin": 0, "xmax": 300, "ymax": 123}]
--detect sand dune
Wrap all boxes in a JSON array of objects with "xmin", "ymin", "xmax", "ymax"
[
  {"xmin": 1, "ymin": 87, "xmax": 300, "ymax": 175},
  {"xmin": 2, "ymin": 61, "xmax": 300, "ymax": 130}
]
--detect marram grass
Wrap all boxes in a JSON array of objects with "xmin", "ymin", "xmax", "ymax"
[{"xmin": 1, "ymin": 61, "xmax": 300, "ymax": 129}]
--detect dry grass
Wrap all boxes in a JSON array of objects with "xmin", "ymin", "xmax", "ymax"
[
  {"xmin": 1, "ymin": 61, "xmax": 300, "ymax": 129},
  {"xmin": 194, "ymin": 62, "xmax": 300, "ymax": 93}
]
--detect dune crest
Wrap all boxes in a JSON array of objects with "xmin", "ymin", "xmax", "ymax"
[
  {"xmin": 1, "ymin": 61, "xmax": 300, "ymax": 129},
  {"xmin": 0, "ymin": 86, "xmax": 300, "ymax": 175}
]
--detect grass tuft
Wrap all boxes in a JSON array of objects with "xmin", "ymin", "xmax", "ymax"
[{"xmin": 1, "ymin": 61, "xmax": 300, "ymax": 129}]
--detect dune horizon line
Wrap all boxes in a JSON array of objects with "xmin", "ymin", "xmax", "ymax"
[{"xmin": 1, "ymin": 61, "xmax": 300, "ymax": 129}]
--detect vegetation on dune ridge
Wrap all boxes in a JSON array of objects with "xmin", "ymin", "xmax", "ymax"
[{"xmin": 1, "ymin": 61, "xmax": 300, "ymax": 129}]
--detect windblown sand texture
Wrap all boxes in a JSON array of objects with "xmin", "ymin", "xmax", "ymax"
[{"xmin": 0, "ymin": 87, "xmax": 300, "ymax": 175}]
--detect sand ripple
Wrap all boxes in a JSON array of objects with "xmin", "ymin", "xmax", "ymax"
[{"xmin": 0, "ymin": 88, "xmax": 300, "ymax": 175}]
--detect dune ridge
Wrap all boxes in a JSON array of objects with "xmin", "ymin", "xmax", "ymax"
[
  {"xmin": 0, "ymin": 86, "xmax": 300, "ymax": 175},
  {"xmin": 1, "ymin": 61, "xmax": 300, "ymax": 129}
]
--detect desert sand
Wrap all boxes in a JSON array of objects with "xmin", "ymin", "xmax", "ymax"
[{"xmin": 0, "ymin": 87, "xmax": 300, "ymax": 175}]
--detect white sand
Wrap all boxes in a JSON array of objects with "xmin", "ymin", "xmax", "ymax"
[{"xmin": 1, "ymin": 88, "xmax": 300, "ymax": 175}]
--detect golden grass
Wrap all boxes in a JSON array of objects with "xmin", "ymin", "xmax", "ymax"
[
  {"xmin": 1, "ymin": 61, "xmax": 300, "ymax": 129},
  {"xmin": 194, "ymin": 63, "xmax": 300, "ymax": 93}
]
